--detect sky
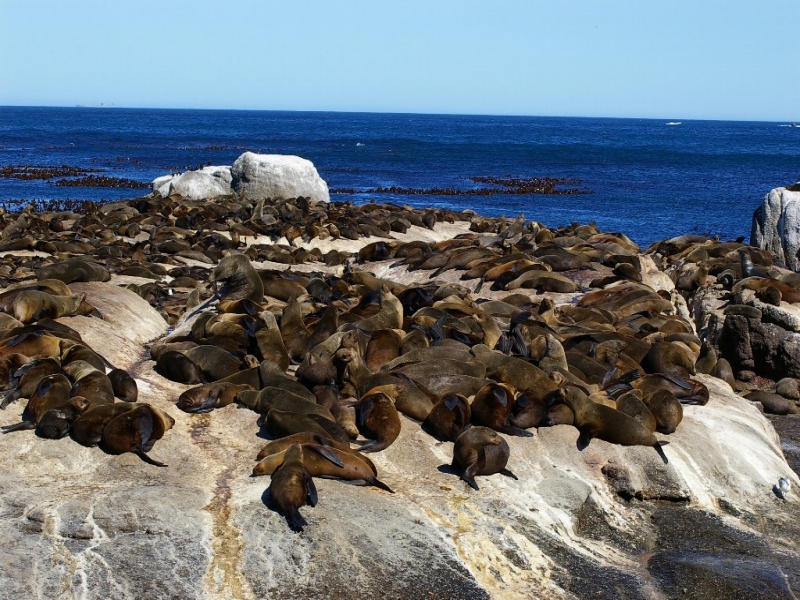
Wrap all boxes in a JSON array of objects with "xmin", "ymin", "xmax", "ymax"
[{"xmin": 1, "ymin": 0, "xmax": 798, "ymax": 121}]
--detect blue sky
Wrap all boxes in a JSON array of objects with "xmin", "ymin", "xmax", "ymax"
[{"xmin": 1, "ymin": 0, "xmax": 798, "ymax": 121}]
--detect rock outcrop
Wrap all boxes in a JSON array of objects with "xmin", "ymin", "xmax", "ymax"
[
  {"xmin": 152, "ymin": 166, "xmax": 232, "ymax": 200},
  {"xmin": 230, "ymin": 152, "xmax": 330, "ymax": 203},
  {"xmin": 751, "ymin": 184, "xmax": 800, "ymax": 271},
  {"xmin": 0, "ymin": 280, "xmax": 798, "ymax": 600}
]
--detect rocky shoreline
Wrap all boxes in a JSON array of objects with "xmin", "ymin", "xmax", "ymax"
[{"xmin": 0, "ymin": 162, "xmax": 799, "ymax": 598}]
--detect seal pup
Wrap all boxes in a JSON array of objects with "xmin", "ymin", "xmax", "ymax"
[
  {"xmin": 268, "ymin": 443, "xmax": 318, "ymax": 532},
  {"xmin": 451, "ymin": 426, "xmax": 518, "ymax": 490}
]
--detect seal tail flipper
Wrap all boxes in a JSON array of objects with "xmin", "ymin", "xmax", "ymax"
[
  {"xmin": 654, "ymin": 441, "xmax": 669, "ymax": 465},
  {"xmin": 285, "ymin": 508, "xmax": 308, "ymax": 533},
  {"xmin": 1, "ymin": 420, "xmax": 35, "ymax": 433},
  {"xmin": 135, "ymin": 450, "xmax": 168, "ymax": 467},
  {"xmin": 499, "ymin": 468, "xmax": 519, "ymax": 481},
  {"xmin": 369, "ymin": 477, "xmax": 395, "ymax": 493}
]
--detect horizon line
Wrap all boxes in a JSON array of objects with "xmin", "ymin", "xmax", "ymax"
[{"xmin": 0, "ymin": 103, "xmax": 796, "ymax": 125}]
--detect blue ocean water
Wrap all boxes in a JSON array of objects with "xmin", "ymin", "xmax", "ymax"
[{"xmin": 1, "ymin": 106, "xmax": 798, "ymax": 248}]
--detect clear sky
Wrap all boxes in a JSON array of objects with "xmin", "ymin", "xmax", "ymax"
[{"xmin": 1, "ymin": 0, "xmax": 798, "ymax": 121}]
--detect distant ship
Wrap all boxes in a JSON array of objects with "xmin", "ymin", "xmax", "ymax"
[
  {"xmin": 665, "ymin": 121, "xmax": 682, "ymax": 126},
  {"xmin": 75, "ymin": 103, "xmax": 116, "ymax": 108}
]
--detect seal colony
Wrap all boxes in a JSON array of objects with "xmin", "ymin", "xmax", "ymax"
[{"xmin": 0, "ymin": 185, "xmax": 798, "ymax": 562}]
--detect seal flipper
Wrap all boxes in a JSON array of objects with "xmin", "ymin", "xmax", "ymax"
[
  {"xmin": 307, "ymin": 444, "xmax": 345, "ymax": 468},
  {"xmin": 285, "ymin": 508, "xmax": 308, "ymax": 533},
  {"xmin": 304, "ymin": 470, "xmax": 318, "ymax": 507},
  {"xmin": 654, "ymin": 441, "xmax": 669, "ymax": 464},
  {"xmin": 498, "ymin": 423, "xmax": 534, "ymax": 438},
  {"xmin": 499, "ymin": 468, "xmax": 518, "ymax": 481},
  {"xmin": 368, "ymin": 477, "xmax": 395, "ymax": 493},
  {"xmin": 135, "ymin": 450, "xmax": 168, "ymax": 467},
  {"xmin": 576, "ymin": 431, "xmax": 592, "ymax": 450},
  {"xmin": 0, "ymin": 390, "xmax": 18, "ymax": 410},
  {"xmin": 461, "ymin": 464, "xmax": 480, "ymax": 490},
  {"xmin": 1, "ymin": 420, "xmax": 35, "ymax": 433}
]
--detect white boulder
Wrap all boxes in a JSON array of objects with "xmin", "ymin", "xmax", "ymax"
[
  {"xmin": 230, "ymin": 152, "xmax": 330, "ymax": 203},
  {"xmin": 751, "ymin": 184, "xmax": 800, "ymax": 271},
  {"xmin": 152, "ymin": 166, "xmax": 232, "ymax": 200}
]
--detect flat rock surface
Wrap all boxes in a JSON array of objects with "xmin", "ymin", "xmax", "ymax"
[{"xmin": 1, "ymin": 282, "xmax": 799, "ymax": 599}]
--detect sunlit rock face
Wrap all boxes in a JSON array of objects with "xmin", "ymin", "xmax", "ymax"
[
  {"xmin": 0, "ymin": 275, "xmax": 798, "ymax": 600},
  {"xmin": 752, "ymin": 185, "xmax": 800, "ymax": 271},
  {"xmin": 231, "ymin": 152, "xmax": 330, "ymax": 203},
  {"xmin": 152, "ymin": 166, "xmax": 233, "ymax": 200}
]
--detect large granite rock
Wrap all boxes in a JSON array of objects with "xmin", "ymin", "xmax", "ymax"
[
  {"xmin": 751, "ymin": 185, "xmax": 800, "ymax": 271},
  {"xmin": 230, "ymin": 152, "xmax": 330, "ymax": 203},
  {"xmin": 0, "ymin": 283, "xmax": 799, "ymax": 599},
  {"xmin": 152, "ymin": 166, "xmax": 232, "ymax": 200}
]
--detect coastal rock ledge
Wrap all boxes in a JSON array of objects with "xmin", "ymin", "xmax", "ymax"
[
  {"xmin": 0, "ymin": 279, "xmax": 799, "ymax": 600},
  {"xmin": 751, "ymin": 183, "xmax": 800, "ymax": 271}
]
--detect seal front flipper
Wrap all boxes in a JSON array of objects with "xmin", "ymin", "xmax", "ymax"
[
  {"xmin": 654, "ymin": 441, "xmax": 669, "ymax": 464},
  {"xmin": 497, "ymin": 423, "xmax": 534, "ymax": 438},
  {"xmin": 307, "ymin": 444, "xmax": 345, "ymax": 468},
  {"xmin": 305, "ymin": 470, "xmax": 318, "ymax": 507},
  {"xmin": 285, "ymin": 508, "xmax": 308, "ymax": 533},
  {"xmin": 461, "ymin": 465, "xmax": 480, "ymax": 491},
  {"xmin": 576, "ymin": 431, "xmax": 592, "ymax": 451}
]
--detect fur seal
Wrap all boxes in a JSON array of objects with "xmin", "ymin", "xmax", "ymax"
[
  {"xmin": 642, "ymin": 389, "xmax": 683, "ymax": 434},
  {"xmin": 2, "ymin": 373, "xmax": 73, "ymax": 433},
  {"xmin": 280, "ymin": 296, "xmax": 311, "ymax": 363},
  {"xmin": 177, "ymin": 382, "xmax": 250, "ymax": 413},
  {"xmin": 12, "ymin": 290, "xmax": 87, "ymax": 324},
  {"xmin": 470, "ymin": 382, "xmax": 534, "ymax": 437},
  {"xmin": 615, "ymin": 390, "xmax": 656, "ymax": 433},
  {"xmin": 641, "ymin": 341, "xmax": 696, "ymax": 378},
  {"xmin": 209, "ymin": 253, "xmax": 264, "ymax": 304},
  {"xmin": 268, "ymin": 443, "xmax": 317, "ymax": 532},
  {"xmin": 355, "ymin": 389, "xmax": 401, "ymax": 452},
  {"xmin": 421, "ymin": 393, "xmax": 471, "ymax": 442},
  {"xmin": 154, "ymin": 350, "xmax": 204, "ymax": 384},
  {"xmin": 0, "ymin": 356, "xmax": 61, "ymax": 409},
  {"xmin": 254, "ymin": 311, "xmax": 290, "ymax": 372},
  {"xmin": 100, "ymin": 404, "xmax": 175, "ymax": 466},
  {"xmin": 71, "ymin": 403, "xmax": 138, "ymax": 447},
  {"xmin": 451, "ymin": 426, "xmax": 518, "ymax": 490},
  {"xmin": 108, "ymin": 368, "xmax": 138, "ymax": 402},
  {"xmin": 559, "ymin": 386, "xmax": 668, "ymax": 463},
  {"xmin": 35, "ymin": 396, "xmax": 91, "ymax": 439},
  {"xmin": 253, "ymin": 444, "xmax": 393, "ymax": 492},
  {"xmin": 264, "ymin": 409, "xmax": 351, "ymax": 444},
  {"xmin": 256, "ymin": 432, "xmax": 354, "ymax": 460}
]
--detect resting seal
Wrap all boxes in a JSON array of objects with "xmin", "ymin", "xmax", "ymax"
[
  {"xmin": 268, "ymin": 443, "xmax": 317, "ymax": 532},
  {"xmin": 451, "ymin": 426, "xmax": 518, "ymax": 490}
]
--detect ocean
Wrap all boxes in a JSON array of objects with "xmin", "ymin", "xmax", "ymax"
[{"xmin": 1, "ymin": 106, "xmax": 798, "ymax": 248}]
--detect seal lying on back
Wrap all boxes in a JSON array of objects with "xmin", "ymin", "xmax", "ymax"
[
  {"xmin": 268, "ymin": 443, "xmax": 318, "ymax": 532},
  {"xmin": 451, "ymin": 426, "xmax": 518, "ymax": 490}
]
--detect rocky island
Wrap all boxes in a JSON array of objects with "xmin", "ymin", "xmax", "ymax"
[{"xmin": 0, "ymin": 154, "xmax": 798, "ymax": 599}]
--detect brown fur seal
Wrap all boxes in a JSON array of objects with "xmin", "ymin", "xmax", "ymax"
[
  {"xmin": 641, "ymin": 341, "xmax": 696, "ymax": 378},
  {"xmin": 355, "ymin": 389, "xmax": 401, "ymax": 452},
  {"xmin": 629, "ymin": 373, "xmax": 709, "ymax": 405},
  {"xmin": 100, "ymin": 404, "xmax": 175, "ymax": 466},
  {"xmin": 177, "ymin": 382, "xmax": 250, "ymax": 413},
  {"xmin": 422, "ymin": 393, "xmax": 471, "ymax": 442},
  {"xmin": 264, "ymin": 409, "xmax": 351, "ymax": 443},
  {"xmin": 280, "ymin": 295, "xmax": 311, "ymax": 363},
  {"xmin": 642, "ymin": 389, "xmax": 683, "ymax": 434},
  {"xmin": 451, "ymin": 426, "xmax": 518, "ymax": 490},
  {"xmin": 35, "ymin": 396, "xmax": 91, "ymax": 439},
  {"xmin": 0, "ymin": 356, "xmax": 61, "ymax": 409},
  {"xmin": 154, "ymin": 350, "xmax": 204, "ymax": 384},
  {"xmin": 511, "ymin": 392, "xmax": 547, "ymax": 429},
  {"xmin": 268, "ymin": 443, "xmax": 317, "ymax": 532},
  {"xmin": 471, "ymin": 382, "xmax": 534, "ymax": 437},
  {"xmin": 2, "ymin": 373, "xmax": 73, "ymax": 433},
  {"xmin": 71, "ymin": 403, "xmax": 138, "ymax": 447},
  {"xmin": 254, "ymin": 310, "xmax": 290, "ymax": 371},
  {"xmin": 256, "ymin": 432, "xmax": 354, "ymax": 460},
  {"xmin": 559, "ymin": 386, "xmax": 668, "ymax": 463},
  {"xmin": 108, "ymin": 368, "xmax": 138, "ymax": 402},
  {"xmin": 36, "ymin": 257, "xmax": 110, "ymax": 283},
  {"xmin": 209, "ymin": 253, "xmax": 264, "ymax": 304},
  {"xmin": 744, "ymin": 390, "xmax": 798, "ymax": 415},
  {"xmin": 253, "ymin": 444, "xmax": 393, "ymax": 492},
  {"xmin": 351, "ymin": 286, "xmax": 403, "ymax": 331},
  {"xmin": 615, "ymin": 390, "xmax": 656, "ymax": 433},
  {"xmin": 12, "ymin": 290, "xmax": 87, "ymax": 324}
]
